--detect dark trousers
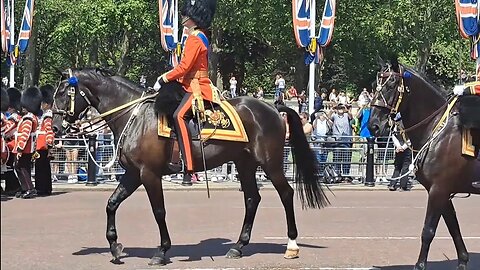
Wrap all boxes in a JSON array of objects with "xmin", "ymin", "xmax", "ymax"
[
  {"xmin": 391, "ymin": 148, "xmax": 412, "ymax": 189},
  {"xmin": 35, "ymin": 150, "xmax": 52, "ymax": 193},
  {"xmin": 3, "ymin": 154, "xmax": 20, "ymax": 192},
  {"xmin": 15, "ymin": 153, "xmax": 34, "ymax": 191},
  {"xmin": 173, "ymin": 93, "xmax": 194, "ymax": 171}
]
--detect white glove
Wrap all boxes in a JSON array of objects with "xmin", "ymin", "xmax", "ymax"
[
  {"xmin": 153, "ymin": 79, "xmax": 161, "ymax": 91},
  {"xmin": 453, "ymin": 85, "xmax": 465, "ymax": 96}
]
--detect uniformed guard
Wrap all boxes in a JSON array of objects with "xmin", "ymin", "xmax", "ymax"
[
  {"xmin": 453, "ymin": 81, "xmax": 480, "ymax": 96},
  {"xmin": 34, "ymin": 85, "xmax": 55, "ymax": 196},
  {"xmin": 1, "ymin": 87, "xmax": 9, "ymax": 166},
  {"xmin": 156, "ymin": 0, "xmax": 217, "ymax": 173},
  {"xmin": 14, "ymin": 87, "xmax": 42, "ymax": 199},
  {"xmin": 2, "ymin": 87, "xmax": 22, "ymax": 195}
]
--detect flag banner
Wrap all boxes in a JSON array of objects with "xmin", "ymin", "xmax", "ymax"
[
  {"xmin": 17, "ymin": 0, "xmax": 35, "ymax": 53},
  {"xmin": 292, "ymin": 0, "xmax": 313, "ymax": 48},
  {"xmin": 159, "ymin": 0, "xmax": 178, "ymax": 52},
  {"xmin": 317, "ymin": 0, "xmax": 335, "ymax": 47},
  {"xmin": 1, "ymin": 0, "xmax": 7, "ymax": 52},
  {"xmin": 455, "ymin": 0, "xmax": 479, "ymax": 38},
  {"xmin": 170, "ymin": 26, "xmax": 188, "ymax": 67}
]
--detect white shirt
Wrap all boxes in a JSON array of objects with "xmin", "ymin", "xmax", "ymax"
[
  {"xmin": 229, "ymin": 78, "xmax": 237, "ymax": 89},
  {"xmin": 276, "ymin": 78, "xmax": 285, "ymax": 89},
  {"xmin": 338, "ymin": 95, "xmax": 347, "ymax": 104}
]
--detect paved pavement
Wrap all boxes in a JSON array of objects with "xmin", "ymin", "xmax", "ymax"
[{"xmin": 1, "ymin": 190, "xmax": 479, "ymax": 270}]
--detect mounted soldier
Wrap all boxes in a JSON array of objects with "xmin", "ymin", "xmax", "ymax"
[
  {"xmin": 14, "ymin": 87, "xmax": 42, "ymax": 199},
  {"xmin": 155, "ymin": 0, "xmax": 217, "ymax": 174},
  {"xmin": 35, "ymin": 85, "xmax": 56, "ymax": 196}
]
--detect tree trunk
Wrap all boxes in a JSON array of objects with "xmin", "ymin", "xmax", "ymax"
[
  {"xmin": 117, "ymin": 29, "xmax": 133, "ymax": 76},
  {"xmin": 22, "ymin": 21, "xmax": 39, "ymax": 88},
  {"xmin": 88, "ymin": 38, "xmax": 99, "ymax": 67},
  {"xmin": 415, "ymin": 43, "xmax": 431, "ymax": 75},
  {"xmin": 210, "ymin": 27, "xmax": 223, "ymax": 88}
]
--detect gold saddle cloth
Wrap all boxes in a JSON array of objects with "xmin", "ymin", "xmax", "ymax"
[{"xmin": 158, "ymin": 100, "xmax": 249, "ymax": 142}]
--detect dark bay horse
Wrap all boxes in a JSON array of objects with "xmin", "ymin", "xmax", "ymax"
[
  {"xmin": 52, "ymin": 68, "xmax": 329, "ymax": 265},
  {"xmin": 368, "ymin": 59, "xmax": 479, "ymax": 270}
]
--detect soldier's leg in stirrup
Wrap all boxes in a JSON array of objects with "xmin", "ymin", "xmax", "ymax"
[{"xmin": 170, "ymin": 93, "xmax": 194, "ymax": 173}]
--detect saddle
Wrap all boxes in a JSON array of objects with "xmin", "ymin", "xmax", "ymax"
[{"xmin": 157, "ymin": 100, "xmax": 249, "ymax": 143}]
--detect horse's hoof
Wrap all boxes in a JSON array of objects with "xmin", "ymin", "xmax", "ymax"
[
  {"xmin": 413, "ymin": 262, "xmax": 426, "ymax": 270},
  {"xmin": 148, "ymin": 255, "xmax": 168, "ymax": 266},
  {"xmin": 284, "ymin": 248, "xmax": 299, "ymax": 259},
  {"xmin": 110, "ymin": 243, "xmax": 124, "ymax": 260},
  {"xmin": 225, "ymin": 248, "xmax": 242, "ymax": 259},
  {"xmin": 457, "ymin": 263, "xmax": 468, "ymax": 270}
]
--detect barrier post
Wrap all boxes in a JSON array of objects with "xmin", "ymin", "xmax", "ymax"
[
  {"xmin": 365, "ymin": 136, "xmax": 375, "ymax": 187},
  {"xmin": 86, "ymin": 134, "xmax": 98, "ymax": 186}
]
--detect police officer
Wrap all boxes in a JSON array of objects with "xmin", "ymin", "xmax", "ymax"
[
  {"xmin": 34, "ymin": 85, "xmax": 55, "ymax": 196},
  {"xmin": 156, "ymin": 0, "xmax": 217, "ymax": 173},
  {"xmin": 14, "ymin": 87, "xmax": 42, "ymax": 199}
]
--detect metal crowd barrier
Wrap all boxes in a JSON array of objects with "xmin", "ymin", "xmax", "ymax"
[{"xmin": 36, "ymin": 135, "xmax": 399, "ymax": 186}]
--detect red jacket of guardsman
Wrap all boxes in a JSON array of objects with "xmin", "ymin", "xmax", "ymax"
[
  {"xmin": 14, "ymin": 87, "xmax": 43, "ymax": 155},
  {"xmin": 1, "ymin": 88, "xmax": 9, "ymax": 161},
  {"xmin": 13, "ymin": 112, "xmax": 39, "ymax": 154},
  {"xmin": 160, "ymin": 29, "xmax": 214, "ymax": 102},
  {"xmin": 36, "ymin": 109, "xmax": 54, "ymax": 150}
]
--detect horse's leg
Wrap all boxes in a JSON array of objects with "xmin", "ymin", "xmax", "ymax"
[
  {"xmin": 442, "ymin": 200, "xmax": 469, "ymax": 270},
  {"xmin": 226, "ymin": 158, "xmax": 261, "ymax": 259},
  {"xmin": 261, "ymin": 158, "xmax": 299, "ymax": 259},
  {"xmin": 140, "ymin": 169, "xmax": 171, "ymax": 266},
  {"xmin": 414, "ymin": 187, "xmax": 449, "ymax": 270},
  {"xmin": 106, "ymin": 170, "xmax": 141, "ymax": 264}
]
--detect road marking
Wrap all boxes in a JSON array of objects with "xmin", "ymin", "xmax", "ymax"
[
  {"xmin": 264, "ymin": 236, "xmax": 480, "ymax": 240},
  {"xmin": 140, "ymin": 267, "xmax": 380, "ymax": 270}
]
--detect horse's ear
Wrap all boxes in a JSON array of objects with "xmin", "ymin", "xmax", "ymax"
[
  {"xmin": 390, "ymin": 56, "xmax": 400, "ymax": 72},
  {"xmin": 377, "ymin": 55, "xmax": 386, "ymax": 68}
]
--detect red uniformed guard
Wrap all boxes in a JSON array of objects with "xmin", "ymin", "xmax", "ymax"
[
  {"xmin": 2, "ymin": 87, "xmax": 22, "ymax": 195},
  {"xmin": 453, "ymin": 81, "xmax": 480, "ymax": 96},
  {"xmin": 1, "ymin": 88, "xmax": 9, "ymax": 166},
  {"xmin": 34, "ymin": 85, "xmax": 55, "ymax": 196},
  {"xmin": 14, "ymin": 87, "xmax": 42, "ymax": 199},
  {"xmin": 156, "ymin": 0, "xmax": 217, "ymax": 173}
]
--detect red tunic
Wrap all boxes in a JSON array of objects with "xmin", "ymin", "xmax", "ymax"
[
  {"xmin": 1, "ymin": 113, "xmax": 9, "ymax": 163},
  {"xmin": 36, "ymin": 110, "xmax": 55, "ymax": 150},
  {"xmin": 13, "ymin": 113, "xmax": 39, "ymax": 154},
  {"xmin": 4, "ymin": 113, "xmax": 21, "ymax": 151},
  {"xmin": 161, "ymin": 29, "xmax": 214, "ymax": 101}
]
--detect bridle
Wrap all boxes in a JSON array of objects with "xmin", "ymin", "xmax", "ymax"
[
  {"xmin": 53, "ymin": 69, "xmax": 94, "ymax": 130},
  {"xmin": 371, "ymin": 64, "xmax": 408, "ymax": 119}
]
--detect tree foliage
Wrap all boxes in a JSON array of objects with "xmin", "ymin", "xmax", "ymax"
[{"xmin": 1, "ymin": 0, "xmax": 474, "ymax": 97}]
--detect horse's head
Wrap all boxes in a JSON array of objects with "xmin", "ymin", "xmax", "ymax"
[
  {"xmin": 368, "ymin": 57, "xmax": 409, "ymax": 136},
  {"xmin": 52, "ymin": 69, "xmax": 99, "ymax": 135}
]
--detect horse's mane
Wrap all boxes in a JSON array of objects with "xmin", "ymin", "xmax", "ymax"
[
  {"xmin": 402, "ymin": 65, "xmax": 447, "ymax": 101},
  {"xmin": 73, "ymin": 68, "xmax": 144, "ymax": 93}
]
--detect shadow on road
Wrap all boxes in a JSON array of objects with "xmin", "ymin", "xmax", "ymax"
[
  {"xmin": 73, "ymin": 237, "xmax": 326, "ymax": 262},
  {"xmin": 374, "ymin": 252, "xmax": 480, "ymax": 270}
]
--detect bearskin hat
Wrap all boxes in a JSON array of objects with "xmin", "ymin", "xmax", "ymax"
[
  {"xmin": 20, "ymin": 87, "xmax": 43, "ymax": 114},
  {"xmin": 7, "ymin": 87, "xmax": 22, "ymax": 112},
  {"xmin": 181, "ymin": 0, "xmax": 216, "ymax": 29},
  {"xmin": 1, "ymin": 87, "xmax": 9, "ymax": 112},
  {"xmin": 40, "ymin": 84, "xmax": 55, "ymax": 105}
]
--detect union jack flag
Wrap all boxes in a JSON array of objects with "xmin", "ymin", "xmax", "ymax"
[
  {"xmin": 317, "ymin": 0, "xmax": 335, "ymax": 47},
  {"xmin": 455, "ymin": 0, "xmax": 480, "ymax": 60},
  {"xmin": 17, "ymin": 0, "xmax": 35, "ymax": 53},
  {"xmin": 292, "ymin": 0, "xmax": 313, "ymax": 48},
  {"xmin": 1, "ymin": 0, "xmax": 11, "ymax": 53}
]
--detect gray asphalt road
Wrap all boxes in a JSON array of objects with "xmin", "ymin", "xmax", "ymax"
[{"xmin": 1, "ymin": 190, "xmax": 479, "ymax": 270}]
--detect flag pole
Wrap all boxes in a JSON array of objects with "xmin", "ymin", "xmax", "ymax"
[
  {"xmin": 9, "ymin": 0, "xmax": 14, "ymax": 87},
  {"xmin": 308, "ymin": 0, "xmax": 316, "ymax": 115}
]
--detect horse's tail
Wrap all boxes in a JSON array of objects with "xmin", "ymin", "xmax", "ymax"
[{"xmin": 277, "ymin": 106, "xmax": 330, "ymax": 209}]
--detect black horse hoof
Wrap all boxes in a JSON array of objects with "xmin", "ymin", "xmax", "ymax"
[
  {"xmin": 457, "ymin": 263, "xmax": 468, "ymax": 270},
  {"xmin": 148, "ymin": 255, "xmax": 168, "ymax": 265},
  {"xmin": 225, "ymin": 248, "xmax": 242, "ymax": 259}
]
